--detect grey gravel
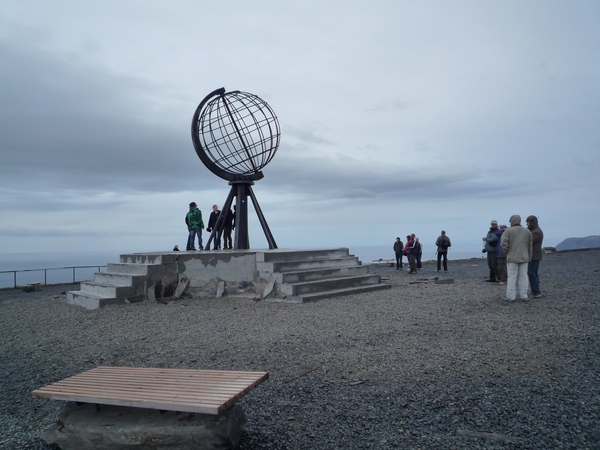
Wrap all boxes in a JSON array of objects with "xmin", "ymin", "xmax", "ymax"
[{"xmin": 1, "ymin": 250, "xmax": 599, "ymax": 449}]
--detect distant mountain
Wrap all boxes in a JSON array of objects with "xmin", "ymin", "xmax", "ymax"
[{"xmin": 555, "ymin": 235, "xmax": 600, "ymax": 251}]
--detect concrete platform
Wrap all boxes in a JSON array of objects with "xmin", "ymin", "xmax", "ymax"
[{"xmin": 67, "ymin": 248, "xmax": 390, "ymax": 308}]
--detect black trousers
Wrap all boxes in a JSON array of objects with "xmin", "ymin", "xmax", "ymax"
[
  {"xmin": 223, "ymin": 227, "xmax": 232, "ymax": 249},
  {"xmin": 487, "ymin": 252, "xmax": 499, "ymax": 281},
  {"xmin": 395, "ymin": 251, "xmax": 403, "ymax": 269},
  {"xmin": 437, "ymin": 251, "xmax": 448, "ymax": 271}
]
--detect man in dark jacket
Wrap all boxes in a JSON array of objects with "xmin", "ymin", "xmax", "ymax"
[
  {"xmin": 483, "ymin": 220, "xmax": 500, "ymax": 282},
  {"xmin": 222, "ymin": 208, "xmax": 235, "ymax": 250},
  {"xmin": 393, "ymin": 237, "xmax": 404, "ymax": 270},
  {"xmin": 526, "ymin": 215, "xmax": 544, "ymax": 298},
  {"xmin": 435, "ymin": 230, "xmax": 451, "ymax": 272},
  {"xmin": 206, "ymin": 204, "xmax": 221, "ymax": 250}
]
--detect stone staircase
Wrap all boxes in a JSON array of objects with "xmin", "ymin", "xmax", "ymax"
[
  {"xmin": 256, "ymin": 248, "xmax": 390, "ymax": 302},
  {"xmin": 66, "ymin": 254, "xmax": 177, "ymax": 310}
]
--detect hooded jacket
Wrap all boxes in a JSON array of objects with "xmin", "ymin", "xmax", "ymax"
[
  {"xmin": 185, "ymin": 207, "xmax": 204, "ymax": 230},
  {"xmin": 501, "ymin": 215, "xmax": 532, "ymax": 263},
  {"xmin": 526, "ymin": 215, "xmax": 544, "ymax": 261}
]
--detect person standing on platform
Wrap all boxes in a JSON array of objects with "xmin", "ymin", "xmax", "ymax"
[
  {"xmin": 206, "ymin": 204, "xmax": 222, "ymax": 250},
  {"xmin": 222, "ymin": 207, "xmax": 235, "ymax": 250},
  {"xmin": 393, "ymin": 237, "xmax": 404, "ymax": 270},
  {"xmin": 185, "ymin": 202, "xmax": 204, "ymax": 251},
  {"xmin": 435, "ymin": 230, "xmax": 451, "ymax": 272},
  {"xmin": 526, "ymin": 215, "xmax": 544, "ymax": 298}
]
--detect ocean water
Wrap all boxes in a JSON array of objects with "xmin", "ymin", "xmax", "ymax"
[
  {"xmin": 0, "ymin": 247, "xmax": 483, "ymax": 289},
  {"xmin": 0, "ymin": 251, "xmax": 120, "ymax": 289}
]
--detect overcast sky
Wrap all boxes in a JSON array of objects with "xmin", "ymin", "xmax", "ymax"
[{"xmin": 1, "ymin": 0, "xmax": 599, "ymax": 257}]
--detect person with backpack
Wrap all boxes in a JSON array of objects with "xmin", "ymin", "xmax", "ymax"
[{"xmin": 435, "ymin": 230, "xmax": 452, "ymax": 272}]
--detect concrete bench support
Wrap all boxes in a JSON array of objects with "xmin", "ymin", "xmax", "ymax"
[{"xmin": 33, "ymin": 367, "xmax": 268, "ymax": 450}]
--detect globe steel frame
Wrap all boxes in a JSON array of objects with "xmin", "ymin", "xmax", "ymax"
[{"xmin": 191, "ymin": 88, "xmax": 280, "ymax": 250}]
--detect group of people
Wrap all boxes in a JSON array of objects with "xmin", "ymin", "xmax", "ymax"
[
  {"xmin": 393, "ymin": 231, "xmax": 453, "ymax": 274},
  {"xmin": 392, "ymin": 216, "xmax": 544, "ymax": 302},
  {"xmin": 182, "ymin": 202, "xmax": 235, "ymax": 251},
  {"xmin": 394, "ymin": 230, "xmax": 452, "ymax": 274},
  {"xmin": 483, "ymin": 215, "xmax": 544, "ymax": 301}
]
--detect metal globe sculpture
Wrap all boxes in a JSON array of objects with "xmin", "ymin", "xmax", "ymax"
[
  {"xmin": 191, "ymin": 88, "xmax": 280, "ymax": 250},
  {"xmin": 192, "ymin": 88, "xmax": 280, "ymax": 181}
]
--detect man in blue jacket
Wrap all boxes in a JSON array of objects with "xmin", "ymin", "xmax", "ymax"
[{"xmin": 482, "ymin": 220, "xmax": 500, "ymax": 282}]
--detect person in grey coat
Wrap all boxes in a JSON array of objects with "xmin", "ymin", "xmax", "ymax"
[{"xmin": 501, "ymin": 215, "xmax": 533, "ymax": 301}]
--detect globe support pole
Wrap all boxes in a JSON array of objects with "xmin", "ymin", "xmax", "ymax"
[{"xmin": 204, "ymin": 181, "xmax": 277, "ymax": 251}]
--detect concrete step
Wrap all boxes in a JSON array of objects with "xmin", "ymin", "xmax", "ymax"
[
  {"xmin": 119, "ymin": 253, "xmax": 177, "ymax": 265},
  {"xmin": 291, "ymin": 283, "xmax": 391, "ymax": 303},
  {"xmin": 106, "ymin": 263, "xmax": 151, "ymax": 275},
  {"xmin": 268, "ymin": 265, "xmax": 369, "ymax": 284},
  {"xmin": 93, "ymin": 272, "xmax": 146, "ymax": 286},
  {"xmin": 106, "ymin": 263, "xmax": 173, "ymax": 276},
  {"xmin": 256, "ymin": 248, "xmax": 350, "ymax": 263},
  {"xmin": 66, "ymin": 291, "xmax": 125, "ymax": 310},
  {"xmin": 79, "ymin": 281, "xmax": 136, "ymax": 298},
  {"xmin": 279, "ymin": 274, "xmax": 382, "ymax": 296},
  {"xmin": 260, "ymin": 257, "xmax": 360, "ymax": 273}
]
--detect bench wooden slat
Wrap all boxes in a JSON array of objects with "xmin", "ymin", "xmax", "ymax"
[
  {"xmin": 35, "ymin": 385, "xmax": 235, "ymax": 402},
  {"xmin": 32, "ymin": 366, "xmax": 268, "ymax": 415}
]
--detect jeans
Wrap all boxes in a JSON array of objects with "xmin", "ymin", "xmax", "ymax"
[
  {"xmin": 487, "ymin": 252, "xmax": 499, "ymax": 281},
  {"xmin": 186, "ymin": 228, "xmax": 202, "ymax": 250},
  {"xmin": 437, "ymin": 251, "xmax": 448, "ymax": 271},
  {"xmin": 507, "ymin": 262, "xmax": 529, "ymax": 300},
  {"xmin": 528, "ymin": 260, "xmax": 541, "ymax": 295}
]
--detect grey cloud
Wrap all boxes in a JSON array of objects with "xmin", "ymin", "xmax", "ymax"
[
  {"xmin": 283, "ymin": 124, "xmax": 335, "ymax": 146},
  {"xmin": 0, "ymin": 36, "xmax": 207, "ymax": 194},
  {"xmin": 262, "ymin": 150, "xmax": 527, "ymax": 202}
]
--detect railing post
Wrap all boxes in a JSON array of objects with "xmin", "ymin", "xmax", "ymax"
[
  {"xmin": 73, "ymin": 267, "xmax": 76, "ymax": 283},
  {"xmin": 13, "ymin": 271, "xmax": 16, "ymax": 289},
  {"xmin": 44, "ymin": 270, "xmax": 47, "ymax": 285}
]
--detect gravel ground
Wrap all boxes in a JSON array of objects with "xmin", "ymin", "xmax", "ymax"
[{"xmin": 1, "ymin": 250, "xmax": 599, "ymax": 449}]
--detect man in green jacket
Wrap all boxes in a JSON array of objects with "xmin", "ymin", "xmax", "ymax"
[{"xmin": 185, "ymin": 202, "xmax": 204, "ymax": 251}]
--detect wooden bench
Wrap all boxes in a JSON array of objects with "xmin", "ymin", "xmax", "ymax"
[
  {"xmin": 372, "ymin": 258, "xmax": 394, "ymax": 265},
  {"xmin": 32, "ymin": 366, "xmax": 269, "ymax": 415},
  {"xmin": 27, "ymin": 281, "xmax": 43, "ymax": 291}
]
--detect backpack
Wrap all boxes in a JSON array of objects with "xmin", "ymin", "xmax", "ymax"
[{"xmin": 440, "ymin": 235, "xmax": 450, "ymax": 250}]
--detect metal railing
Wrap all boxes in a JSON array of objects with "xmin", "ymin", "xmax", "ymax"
[{"xmin": 0, "ymin": 265, "xmax": 107, "ymax": 289}]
